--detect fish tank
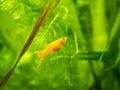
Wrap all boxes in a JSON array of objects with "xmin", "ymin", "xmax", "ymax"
[{"xmin": 0, "ymin": 0, "xmax": 120, "ymax": 90}]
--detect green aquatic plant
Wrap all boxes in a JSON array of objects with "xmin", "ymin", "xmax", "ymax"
[{"xmin": 0, "ymin": 0, "xmax": 120, "ymax": 90}]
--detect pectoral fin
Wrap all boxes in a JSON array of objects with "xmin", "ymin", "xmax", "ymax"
[{"xmin": 53, "ymin": 47, "xmax": 61, "ymax": 51}]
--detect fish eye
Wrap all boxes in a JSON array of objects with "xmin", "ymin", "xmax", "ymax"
[{"xmin": 62, "ymin": 38, "xmax": 65, "ymax": 40}]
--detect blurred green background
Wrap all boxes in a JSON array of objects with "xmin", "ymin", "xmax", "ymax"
[{"xmin": 0, "ymin": 0, "xmax": 120, "ymax": 90}]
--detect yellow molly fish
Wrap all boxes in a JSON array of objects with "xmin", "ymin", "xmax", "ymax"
[{"xmin": 34, "ymin": 37, "xmax": 67, "ymax": 64}]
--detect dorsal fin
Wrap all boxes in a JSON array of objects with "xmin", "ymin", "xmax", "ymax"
[{"xmin": 44, "ymin": 44, "xmax": 49, "ymax": 48}]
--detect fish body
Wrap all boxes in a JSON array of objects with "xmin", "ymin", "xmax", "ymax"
[{"xmin": 34, "ymin": 37, "xmax": 67, "ymax": 64}]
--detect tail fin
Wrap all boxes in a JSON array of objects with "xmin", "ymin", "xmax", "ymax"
[{"xmin": 34, "ymin": 51, "xmax": 45, "ymax": 64}]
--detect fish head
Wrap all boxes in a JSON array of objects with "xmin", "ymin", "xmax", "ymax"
[{"xmin": 60, "ymin": 37, "xmax": 67, "ymax": 44}]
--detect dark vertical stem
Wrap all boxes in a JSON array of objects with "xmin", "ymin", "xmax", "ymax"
[{"xmin": 0, "ymin": 0, "xmax": 60, "ymax": 88}]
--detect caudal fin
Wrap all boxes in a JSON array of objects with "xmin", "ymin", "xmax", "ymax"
[{"xmin": 34, "ymin": 51, "xmax": 45, "ymax": 64}]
